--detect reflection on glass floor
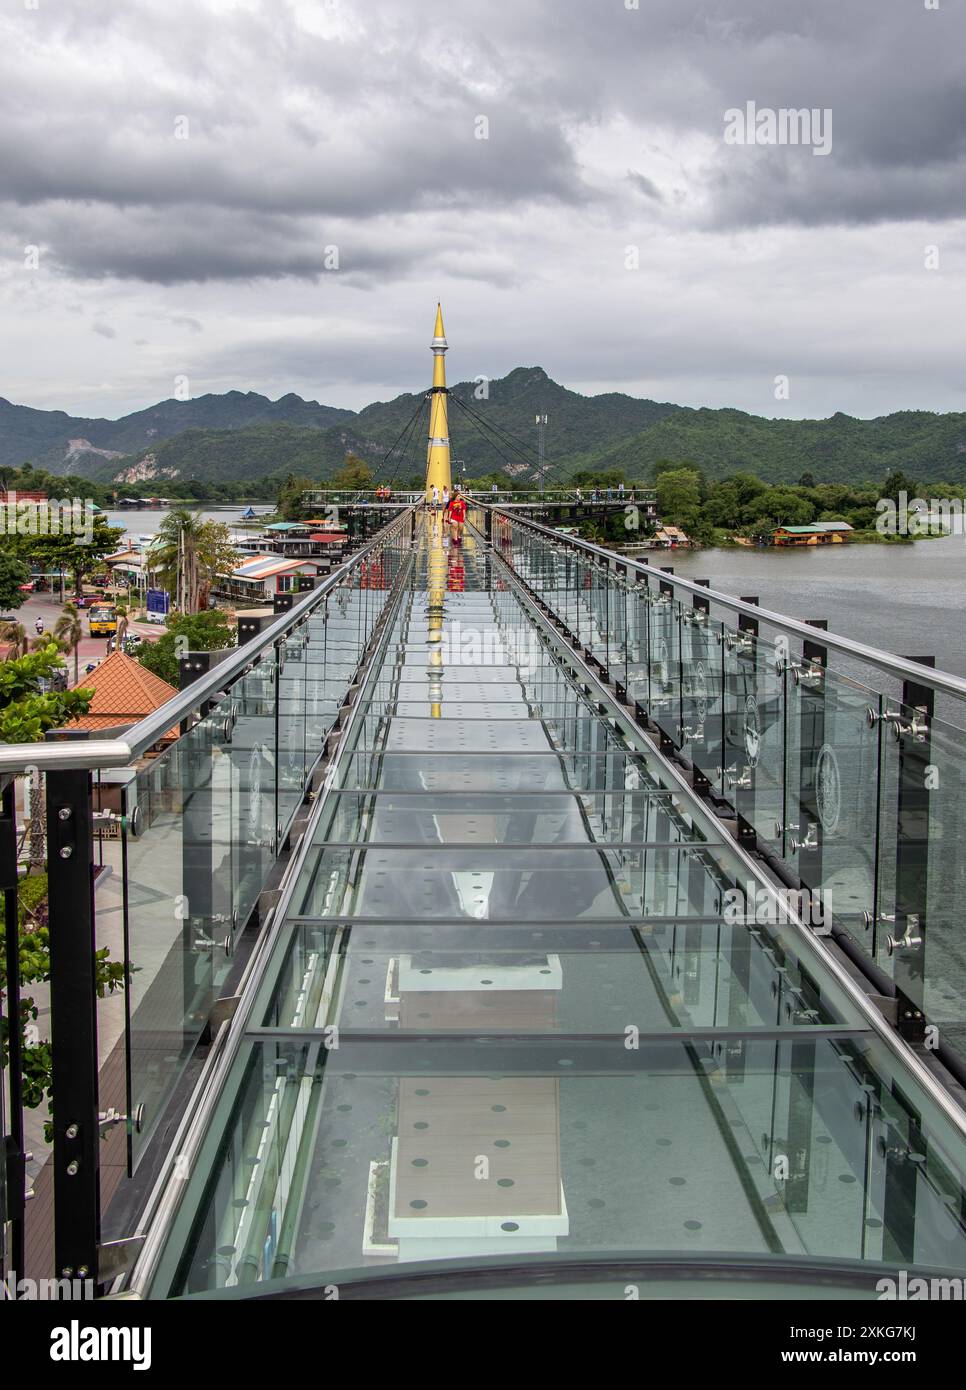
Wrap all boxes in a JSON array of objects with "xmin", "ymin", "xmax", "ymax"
[{"xmin": 155, "ymin": 519, "xmax": 966, "ymax": 1297}]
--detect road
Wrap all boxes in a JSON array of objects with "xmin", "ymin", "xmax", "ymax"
[{"xmin": 5, "ymin": 592, "xmax": 162, "ymax": 681}]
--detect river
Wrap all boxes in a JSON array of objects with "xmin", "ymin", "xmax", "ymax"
[
  {"xmin": 104, "ymin": 507, "xmax": 966, "ymax": 677},
  {"xmin": 652, "ymin": 535, "xmax": 966, "ymax": 677},
  {"xmin": 103, "ymin": 505, "xmax": 275, "ymax": 540}
]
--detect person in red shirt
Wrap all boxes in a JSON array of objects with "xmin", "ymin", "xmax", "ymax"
[{"xmin": 445, "ymin": 486, "xmax": 467, "ymax": 543}]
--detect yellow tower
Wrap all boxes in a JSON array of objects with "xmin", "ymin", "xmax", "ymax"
[{"xmin": 425, "ymin": 303, "xmax": 452, "ymax": 499}]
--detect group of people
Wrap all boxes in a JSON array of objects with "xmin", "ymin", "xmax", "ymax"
[
  {"xmin": 575, "ymin": 483, "xmax": 634, "ymax": 503},
  {"xmin": 428, "ymin": 484, "xmax": 467, "ymax": 543},
  {"xmin": 374, "ymin": 485, "xmax": 394, "ymax": 501}
]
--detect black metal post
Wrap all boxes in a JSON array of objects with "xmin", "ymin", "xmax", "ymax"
[
  {"xmin": 46, "ymin": 765, "xmax": 100, "ymax": 1281},
  {"xmin": 1, "ymin": 781, "xmax": 25, "ymax": 1284},
  {"xmin": 237, "ymin": 612, "xmax": 271, "ymax": 643}
]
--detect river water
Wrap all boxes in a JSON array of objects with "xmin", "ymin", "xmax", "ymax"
[
  {"xmin": 103, "ymin": 505, "xmax": 275, "ymax": 539},
  {"xmin": 663, "ymin": 535, "xmax": 966, "ymax": 678},
  {"xmin": 104, "ymin": 508, "xmax": 966, "ymax": 677}
]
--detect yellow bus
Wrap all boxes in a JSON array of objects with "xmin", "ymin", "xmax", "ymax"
[{"xmin": 88, "ymin": 603, "xmax": 117, "ymax": 638}]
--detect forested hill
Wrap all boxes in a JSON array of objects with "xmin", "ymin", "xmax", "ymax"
[
  {"xmin": 587, "ymin": 407, "xmax": 966, "ymax": 486},
  {"xmin": 0, "ymin": 390, "xmax": 353, "ymax": 473},
  {"xmin": 4, "ymin": 369, "xmax": 966, "ymax": 487}
]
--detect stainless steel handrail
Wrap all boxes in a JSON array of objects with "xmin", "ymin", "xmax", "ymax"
[
  {"xmin": 493, "ymin": 506, "xmax": 966, "ymax": 701},
  {"xmin": 0, "ymin": 506, "xmax": 417, "ymax": 773}
]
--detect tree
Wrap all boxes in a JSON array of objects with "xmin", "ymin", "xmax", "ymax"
[
  {"xmin": 276, "ymin": 473, "xmax": 316, "ymax": 520},
  {"xmin": 883, "ymin": 470, "xmax": 914, "ymax": 501},
  {"xmin": 138, "ymin": 609, "xmax": 236, "ymax": 686},
  {"xmin": 53, "ymin": 602, "xmax": 83, "ymax": 685},
  {"xmin": 149, "ymin": 510, "xmax": 240, "ymax": 614},
  {"xmin": 8, "ymin": 516, "xmax": 124, "ymax": 599},
  {"xmin": 0, "ymin": 643, "xmax": 93, "ymax": 742},
  {"xmin": 656, "ymin": 468, "xmax": 703, "ymax": 528},
  {"xmin": 333, "ymin": 453, "xmax": 374, "ymax": 489},
  {"xmin": 0, "ymin": 644, "xmax": 94, "ymax": 868},
  {"xmin": 741, "ymin": 487, "xmax": 814, "ymax": 534},
  {"xmin": 0, "ymin": 552, "xmax": 31, "ymax": 611},
  {"xmin": 0, "ymin": 648, "xmax": 123, "ymax": 1144},
  {"xmin": 0, "ymin": 620, "xmax": 29, "ymax": 658},
  {"xmin": 572, "ymin": 467, "xmax": 627, "ymax": 489}
]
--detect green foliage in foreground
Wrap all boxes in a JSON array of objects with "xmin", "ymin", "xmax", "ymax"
[
  {"xmin": 1, "ymin": 873, "xmax": 125, "ymax": 1139},
  {"xmin": 0, "ymin": 644, "xmax": 93, "ymax": 743},
  {"xmin": 137, "ymin": 609, "xmax": 236, "ymax": 686}
]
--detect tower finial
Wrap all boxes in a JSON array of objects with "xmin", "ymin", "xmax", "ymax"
[{"xmin": 425, "ymin": 305, "xmax": 452, "ymax": 497}]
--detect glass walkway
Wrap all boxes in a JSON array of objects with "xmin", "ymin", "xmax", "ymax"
[{"xmin": 134, "ymin": 515, "xmax": 966, "ymax": 1299}]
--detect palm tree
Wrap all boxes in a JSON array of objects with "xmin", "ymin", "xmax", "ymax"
[
  {"xmin": 0, "ymin": 620, "xmax": 28, "ymax": 658},
  {"xmin": 150, "ymin": 509, "xmax": 239, "ymax": 614},
  {"xmin": 53, "ymin": 602, "xmax": 84, "ymax": 684}
]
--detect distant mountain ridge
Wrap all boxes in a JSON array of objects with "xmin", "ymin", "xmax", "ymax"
[
  {"xmin": 0, "ymin": 390, "xmax": 354, "ymax": 473},
  {"xmin": 3, "ymin": 370, "xmax": 966, "ymax": 487}
]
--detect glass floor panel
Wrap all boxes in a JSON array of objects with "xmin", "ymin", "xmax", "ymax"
[
  {"xmin": 156, "ymin": 1032, "xmax": 966, "ymax": 1296},
  {"xmin": 257, "ymin": 918, "xmax": 869, "ymax": 1033},
  {"xmin": 148, "ymin": 519, "xmax": 966, "ymax": 1298},
  {"xmin": 332, "ymin": 751, "xmax": 674, "ymax": 795},
  {"xmin": 312, "ymin": 791, "xmax": 708, "ymax": 847},
  {"xmin": 294, "ymin": 845, "xmax": 726, "ymax": 920}
]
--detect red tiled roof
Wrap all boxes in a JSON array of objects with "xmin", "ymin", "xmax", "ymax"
[{"xmin": 70, "ymin": 650, "xmax": 179, "ymax": 737}]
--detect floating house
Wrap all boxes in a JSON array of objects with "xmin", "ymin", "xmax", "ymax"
[{"xmin": 773, "ymin": 521, "xmax": 853, "ymax": 546}]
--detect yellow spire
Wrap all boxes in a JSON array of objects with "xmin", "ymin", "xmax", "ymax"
[{"xmin": 425, "ymin": 303, "xmax": 452, "ymax": 498}]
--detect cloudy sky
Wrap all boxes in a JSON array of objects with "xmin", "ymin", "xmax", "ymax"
[{"xmin": 1, "ymin": 0, "xmax": 964, "ymax": 421}]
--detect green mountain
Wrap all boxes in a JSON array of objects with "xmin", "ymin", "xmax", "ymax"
[
  {"xmin": 5, "ymin": 370, "xmax": 966, "ymax": 488},
  {"xmin": 0, "ymin": 390, "xmax": 353, "ymax": 473},
  {"xmin": 591, "ymin": 407, "xmax": 966, "ymax": 485}
]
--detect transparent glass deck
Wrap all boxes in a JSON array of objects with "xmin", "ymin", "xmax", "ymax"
[{"xmin": 150, "ymin": 517, "xmax": 966, "ymax": 1298}]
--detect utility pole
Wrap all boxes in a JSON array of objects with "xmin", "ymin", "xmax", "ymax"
[{"xmin": 536, "ymin": 414, "xmax": 548, "ymax": 493}]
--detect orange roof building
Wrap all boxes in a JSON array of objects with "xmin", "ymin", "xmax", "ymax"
[{"xmin": 70, "ymin": 650, "xmax": 179, "ymax": 740}]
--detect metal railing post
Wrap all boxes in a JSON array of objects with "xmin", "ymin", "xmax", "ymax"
[
  {"xmin": 1, "ymin": 780, "xmax": 26, "ymax": 1285},
  {"xmin": 45, "ymin": 761, "xmax": 101, "ymax": 1282},
  {"xmin": 795, "ymin": 621, "xmax": 828, "ymax": 890},
  {"xmin": 729, "ymin": 599, "xmax": 759, "ymax": 849}
]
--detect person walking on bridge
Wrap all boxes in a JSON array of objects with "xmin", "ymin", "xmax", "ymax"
[{"xmin": 446, "ymin": 485, "xmax": 467, "ymax": 545}]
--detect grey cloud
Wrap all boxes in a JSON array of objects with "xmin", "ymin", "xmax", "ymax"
[
  {"xmin": 6, "ymin": 204, "xmax": 421, "ymax": 286},
  {"xmin": 1, "ymin": 0, "xmax": 965, "ymax": 425},
  {"xmin": 1, "ymin": 0, "xmax": 962, "ymax": 274},
  {"xmin": 629, "ymin": 172, "xmax": 663, "ymax": 202}
]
